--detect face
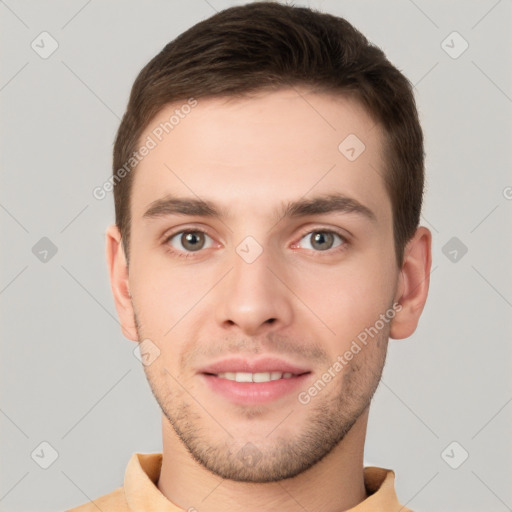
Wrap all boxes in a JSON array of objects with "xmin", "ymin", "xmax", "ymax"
[{"xmin": 120, "ymin": 88, "xmax": 403, "ymax": 482}]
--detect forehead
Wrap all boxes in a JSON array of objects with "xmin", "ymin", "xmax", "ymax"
[{"xmin": 130, "ymin": 88, "xmax": 390, "ymax": 224}]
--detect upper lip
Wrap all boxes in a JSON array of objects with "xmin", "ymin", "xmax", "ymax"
[{"xmin": 199, "ymin": 357, "xmax": 311, "ymax": 375}]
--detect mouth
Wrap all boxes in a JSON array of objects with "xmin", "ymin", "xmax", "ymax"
[
  {"xmin": 197, "ymin": 356, "xmax": 312, "ymax": 405},
  {"xmin": 202, "ymin": 370, "xmax": 309, "ymax": 382}
]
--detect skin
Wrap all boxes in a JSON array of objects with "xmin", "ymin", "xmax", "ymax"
[{"xmin": 106, "ymin": 87, "xmax": 431, "ymax": 512}]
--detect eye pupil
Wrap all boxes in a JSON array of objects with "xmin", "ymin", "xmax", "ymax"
[
  {"xmin": 311, "ymin": 232, "xmax": 334, "ymax": 251},
  {"xmin": 171, "ymin": 230, "xmax": 341, "ymax": 255},
  {"xmin": 182, "ymin": 232, "xmax": 204, "ymax": 251}
]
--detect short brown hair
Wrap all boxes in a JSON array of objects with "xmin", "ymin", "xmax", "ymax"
[{"xmin": 113, "ymin": 1, "xmax": 424, "ymax": 268}]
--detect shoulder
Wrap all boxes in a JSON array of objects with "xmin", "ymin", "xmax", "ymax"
[{"xmin": 65, "ymin": 486, "xmax": 127, "ymax": 512}]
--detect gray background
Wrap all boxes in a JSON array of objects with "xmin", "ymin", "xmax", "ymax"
[{"xmin": 1, "ymin": 1, "xmax": 511, "ymax": 511}]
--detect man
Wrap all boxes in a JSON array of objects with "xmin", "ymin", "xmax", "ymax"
[{"xmin": 69, "ymin": 2, "xmax": 431, "ymax": 510}]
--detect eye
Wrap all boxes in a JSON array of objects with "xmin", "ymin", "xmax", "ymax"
[
  {"xmin": 296, "ymin": 230, "xmax": 346, "ymax": 251},
  {"xmin": 166, "ymin": 230, "xmax": 214, "ymax": 253}
]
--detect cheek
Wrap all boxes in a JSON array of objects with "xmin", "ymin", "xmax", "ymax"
[
  {"xmin": 292, "ymin": 261, "xmax": 393, "ymax": 342},
  {"xmin": 131, "ymin": 248, "xmax": 211, "ymax": 310}
]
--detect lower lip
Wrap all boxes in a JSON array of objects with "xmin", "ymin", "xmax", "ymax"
[{"xmin": 200, "ymin": 373, "xmax": 311, "ymax": 405}]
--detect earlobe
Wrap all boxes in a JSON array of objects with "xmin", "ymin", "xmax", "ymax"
[
  {"xmin": 390, "ymin": 226, "xmax": 432, "ymax": 340},
  {"xmin": 105, "ymin": 224, "xmax": 138, "ymax": 341}
]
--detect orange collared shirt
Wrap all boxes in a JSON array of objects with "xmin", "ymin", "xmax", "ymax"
[{"xmin": 66, "ymin": 452, "xmax": 413, "ymax": 512}]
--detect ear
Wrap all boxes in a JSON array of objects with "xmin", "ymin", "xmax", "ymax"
[
  {"xmin": 390, "ymin": 226, "xmax": 432, "ymax": 340},
  {"xmin": 105, "ymin": 224, "xmax": 138, "ymax": 341}
]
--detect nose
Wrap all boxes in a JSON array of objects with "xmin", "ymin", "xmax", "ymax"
[{"xmin": 214, "ymin": 245, "xmax": 294, "ymax": 336}]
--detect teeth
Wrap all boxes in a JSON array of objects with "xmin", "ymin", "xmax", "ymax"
[
  {"xmin": 216, "ymin": 371, "xmax": 297, "ymax": 382},
  {"xmin": 235, "ymin": 372, "xmax": 253, "ymax": 383}
]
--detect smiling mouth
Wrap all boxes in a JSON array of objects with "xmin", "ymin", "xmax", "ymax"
[
  {"xmin": 200, "ymin": 370, "xmax": 312, "ymax": 405},
  {"xmin": 203, "ymin": 371, "xmax": 310, "ymax": 383}
]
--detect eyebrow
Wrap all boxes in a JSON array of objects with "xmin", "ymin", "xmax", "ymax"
[{"xmin": 142, "ymin": 193, "xmax": 377, "ymax": 224}]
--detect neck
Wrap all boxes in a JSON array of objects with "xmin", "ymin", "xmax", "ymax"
[{"xmin": 157, "ymin": 409, "xmax": 369, "ymax": 512}]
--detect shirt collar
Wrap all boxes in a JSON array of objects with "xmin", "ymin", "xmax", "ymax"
[{"xmin": 124, "ymin": 452, "xmax": 409, "ymax": 511}]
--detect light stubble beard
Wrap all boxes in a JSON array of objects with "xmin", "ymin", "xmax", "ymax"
[{"xmin": 134, "ymin": 309, "xmax": 390, "ymax": 483}]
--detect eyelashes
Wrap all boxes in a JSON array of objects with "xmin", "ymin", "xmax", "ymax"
[
  {"xmin": 162, "ymin": 228, "xmax": 212, "ymax": 259},
  {"xmin": 162, "ymin": 227, "xmax": 349, "ymax": 259}
]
